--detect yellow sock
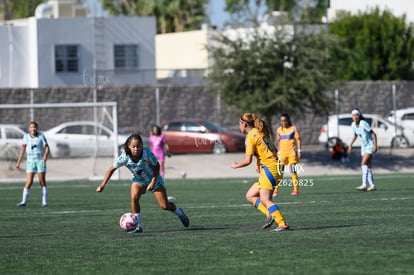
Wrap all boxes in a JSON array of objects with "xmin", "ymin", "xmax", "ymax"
[
  {"xmin": 253, "ymin": 198, "xmax": 268, "ymax": 216},
  {"xmin": 268, "ymin": 204, "xmax": 285, "ymax": 226},
  {"xmin": 292, "ymin": 173, "xmax": 299, "ymax": 192}
]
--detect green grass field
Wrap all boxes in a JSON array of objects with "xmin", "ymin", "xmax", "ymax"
[{"xmin": 1, "ymin": 173, "xmax": 413, "ymax": 275}]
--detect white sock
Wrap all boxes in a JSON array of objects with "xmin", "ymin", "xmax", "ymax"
[
  {"xmin": 367, "ymin": 169, "xmax": 376, "ymax": 188},
  {"xmin": 42, "ymin": 187, "xmax": 48, "ymax": 204},
  {"xmin": 134, "ymin": 213, "xmax": 142, "ymax": 225},
  {"xmin": 174, "ymin": 206, "xmax": 183, "ymax": 216},
  {"xmin": 361, "ymin": 165, "xmax": 368, "ymax": 187},
  {"xmin": 21, "ymin": 188, "xmax": 30, "ymax": 203}
]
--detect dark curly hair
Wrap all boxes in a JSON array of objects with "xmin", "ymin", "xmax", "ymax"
[{"xmin": 123, "ymin": 133, "xmax": 143, "ymax": 157}]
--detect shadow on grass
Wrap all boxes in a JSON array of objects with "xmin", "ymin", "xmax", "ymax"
[
  {"xmin": 302, "ymin": 147, "xmax": 414, "ymax": 172},
  {"xmin": 290, "ymin": 224, "xmax": 359, "ymax": 231}
]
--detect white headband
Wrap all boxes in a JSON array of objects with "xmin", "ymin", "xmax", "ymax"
[{"xmin": 351, "ymin": 109, "xmax": 361, "ymax": 115}]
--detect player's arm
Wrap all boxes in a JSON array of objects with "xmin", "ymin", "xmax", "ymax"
[
  {"xmin": 347, "ymin": 134, "xmax": 357, "ymax": 154},
  {"xmin": 96, "ymin": 166, "xmax": 117, "ymax": 192},
  {"xmin": 43, "ymin": 144, "xmax": 50, "ymax": 161},
  {"xmin": 15, "ymin": 144, "xmax": 26, "ymax": 170},
  {"xmin": 295, "ymin": 132, "xmax": 302, "ymax": 159},
  {"xmin": 231, "ymin": 154, "xmax": 253, "ymax": 169},
  {"xmin": 371, "ymin": 130, "xmax": 378, "ymax": 152},
  {"xmin": 164, "ymin": 141, "xmax": 171, "ymax": 157},
  {"xmin": 147, "ymin": 162, "xmax": 160, "ymax": 191}
]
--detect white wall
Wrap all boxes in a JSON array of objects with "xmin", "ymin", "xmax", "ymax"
[{"xmin": 0, "ymin": 16, "xmax": 156, "ymax": 88}]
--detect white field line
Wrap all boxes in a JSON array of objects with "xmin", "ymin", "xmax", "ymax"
[{"xmin": 3, "ymin": 197, "xmax": 412, "ymax": 218}]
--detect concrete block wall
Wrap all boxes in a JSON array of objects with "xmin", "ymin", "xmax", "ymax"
[{"xmin": 1, "ymin": 81, "xmax": 413, "ymax": 145}]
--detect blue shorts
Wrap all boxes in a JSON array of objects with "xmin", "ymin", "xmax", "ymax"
[
  {"xmin": 26, "ymin": 160, "xmax": 46, "ymax": 173},
  {"xmin": 132, "ymin": 176, "xmax": 165, "ymax": 193},
  {"xmin": 361, "ymin": 144, "xmax": 375, "ymax": 156}
]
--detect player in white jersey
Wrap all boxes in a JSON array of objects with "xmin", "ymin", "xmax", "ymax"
[
  {"xmin": 96, "ymin": 133, "xmax": 189, "ymax": 233},
  {"xmin": 16, "ymin": 121, "xmax": 50, "ymax": 207},
  {"xmin": 347, "ymin": 109, "xmax": 378, "ymax": 191}
]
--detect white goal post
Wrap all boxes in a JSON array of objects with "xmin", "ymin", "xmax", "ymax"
[{"xmin": 0, "ymin": 101, "xmax": 121, "ymax": 180}]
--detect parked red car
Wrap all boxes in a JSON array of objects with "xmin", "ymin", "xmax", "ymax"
[{"xmin": 160, "ymin": 120, "xmax": 245, "ymax": 154}]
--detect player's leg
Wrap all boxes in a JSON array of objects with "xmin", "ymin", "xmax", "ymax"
[
  {"xmin": 356, "ymin": 147, "xmax": 369, "ymax": 191},
  {"xmin": 259, "ymin": 188, "xmax": 289, "ymax": 231},
  {"xmin": 273, "ymin": 158, "xmax": 284, "ymax": 197},
  {"xmin": 258, "ymin": 167, "xmax": 289, "ymax": 231},
  {"xmin": 364, "ymin": 154, "xmax": 376, "ymax": 191},
  {"xmin": 290, "ymin": 154, "xmax": 299, "ymax": 196},
  {"xmin": 37, "ymin": 160, "xmax": 48, "ymax": 206},
  {"xmin": 129, "ymin": 182, "xmax": 146, "ymax": 231},
  {"xmin": 159, "ymin": 160, "xmax": 165, "ymax": 178},
  {"xmin": 153, "ymin": 186, "xmax": 189, "ymax": 227},
  {"xmin": 246, "ymin": 182, "xmax": 268, "ymax": 216},
  {"xmin": 17, "ymin": 161, "xmax": 36, "ymax": 206},
  {"xmin": 38, "ymin": 172, "xmax": 48, "ymax": 206}
]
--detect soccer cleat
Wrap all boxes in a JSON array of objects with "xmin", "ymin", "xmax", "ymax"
[
  {"xmin": 128, "ymin": 225, "xmax": 143, "ymax": 234},
  {"xmin": 42, "ymin": 203, "xmax": 48, "ymax": 207},
  {"xmin": 291, "ymin": 191, "xmax": 299, "ymax": 196},
  {"xmin": 272, "ymin": 192, "xmax": 278, "ymax": 197},
  {"xmin": 271, "ymin": 223, "xmax": 290, "ymax": 232},
  {"xmin": 16, "ymin": 202, "xmax": 26, "ymax": 207},
  {"xmin": 262, "ymin": 216, "xmax": 274, "ymax": 229},
  {"xmin": 356, "ymin": 185, "xmax": 367, "ymax": 191},
  {"xmin": 367, "ymin": 186, "xmax": 377, "ymax": 191},
  {"xmin": 178, "ymin": 208, "xmax": 190, "ymax": 227}
]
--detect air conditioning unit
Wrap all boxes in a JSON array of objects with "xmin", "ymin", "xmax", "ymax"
[
  {"xmin": 74, "ymin": 6, "xmax": 88, "ymax": 17},
  {"xmin": 35, "ymin": 0, "xmax": 89, "ymax": 18},
  {"xmin": 54, "ymin": 1, "xmax": 73, "ymax": 17}
]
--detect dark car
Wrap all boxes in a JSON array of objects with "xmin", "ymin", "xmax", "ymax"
[{"xmin": 161, "ymin": 120, "xmax": 245, "ymax": 154}]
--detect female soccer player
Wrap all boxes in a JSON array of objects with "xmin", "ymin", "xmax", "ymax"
[
  {"xmin": 96, "ymin": 133, "xmax": 189, "ymax": 233},
  {"xmin": 15, "ymin": 121, "xmax": 50, "ymax": 207},
  {"xmin": 231, "ymin": 113, "xmax": 289, "ymax": 232},
  {"xmin": 149, "ymin": 124, "xmax": 170, "ymax": 178},
  {"xmin": 273, "ymin": 113, "xmax": 302, "ymax": 196},
  {"xmin": 347, "ymin": 109, "xmax": 378, "ymax": 191}
]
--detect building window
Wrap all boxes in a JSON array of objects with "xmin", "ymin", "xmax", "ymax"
[
  {"xmin": 55, "ymin": 45, "xmax": 79, "ymax": 72},
  {"xmin": 114, "ymin": 44, "xmax": 138, "ymax": 69}
]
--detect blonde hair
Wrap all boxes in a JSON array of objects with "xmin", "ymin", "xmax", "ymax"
[{"xmin": 240, "ymin": 113, "xmax": 270, "ymax": 137}]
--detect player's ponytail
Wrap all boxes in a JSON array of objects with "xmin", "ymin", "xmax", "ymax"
[{"xmin": 241, "ymin": 113, "xmax": 270, "ymax": 137}]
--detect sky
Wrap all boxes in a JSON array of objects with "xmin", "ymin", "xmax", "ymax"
[{"xmin": 84, "ymin": 0, "xmax": 231, "ymax": 28}]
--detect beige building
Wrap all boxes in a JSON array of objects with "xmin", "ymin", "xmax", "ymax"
[{"xmin": 156, "ymin": 27, "xmax": 217, "ymax": 84}]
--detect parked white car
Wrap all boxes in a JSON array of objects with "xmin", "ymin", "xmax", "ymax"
[
  {"xmin": 0, "ymin": 124, "xmax": 28, "ymax": 160},
  {"xmin": 318, "ymin": 114, "xmax": 411, "ymax": 149},
  {"xmin": 387, "ymin": 107, "xmax": 414, "ymax": 130},
  {"xmin": 45, "ymin": 121, "xmax": 131, "ymax": 157},
  {"xmin": 0, "ymin": 124, "xmax": 69, "ymax": 159}
]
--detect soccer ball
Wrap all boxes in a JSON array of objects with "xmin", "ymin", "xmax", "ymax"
[{"xmin": 119, "ymin": 213, "xmax": 138, "ymax": 232}]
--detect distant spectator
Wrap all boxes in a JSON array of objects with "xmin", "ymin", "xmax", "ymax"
[
  {"xmin": 149, "ymin": 124, "xmax": 170, "ymax": 178},
  {"xmin": 331, "ymin": 138, "xmax": 349, "ymax": 163}
]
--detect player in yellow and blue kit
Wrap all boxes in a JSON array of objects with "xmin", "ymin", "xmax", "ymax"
[
  {"xmin": 273, "ymin": 113, "xmax": 302, "ymax": 196},
  {"xmin": 96, "ymin": 133, "xmax": 189, "ymax": 233},
  {"xmin": 347, "ymin": 109, "xmax": 377, "ymax": 191},
  {"xmin": 16, "ymin": 121, "xmax": 50, "ymax": 207},
  {"xmin": 231, "ymin": 113, "xmax": 289, "ymax": 232}
]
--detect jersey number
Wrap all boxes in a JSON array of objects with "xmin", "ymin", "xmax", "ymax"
[{"xmin": 262, "ymin": 136, "xmax": 276, "ymax": 153}]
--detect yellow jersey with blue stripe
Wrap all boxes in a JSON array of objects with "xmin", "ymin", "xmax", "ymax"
[
  {"xmin": 245, "ymin": 128, "xmax": 277, "ymax": 168},
  {"xmin": 277, "ymin": 126, "xmax": 300, "ymax": 154}
]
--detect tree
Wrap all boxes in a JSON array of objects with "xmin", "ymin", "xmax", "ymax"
[
  {"xmin": 207, "ymin": 23, "xmax": 344, "ymax": 125},
  {"xmin": 223, "ymin": 0, "xmax": 328, "ymax": 25},
  {"xmin": 0, "ymin": 0, "xmax": 43, "ymax": 20},
  {"xmin": 329, "ymin": 7, "xmax": 414, "ymax": 80},
  {"xmin": 100, "ymin": 0, "xmax": 208, "ymax": 33}
]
